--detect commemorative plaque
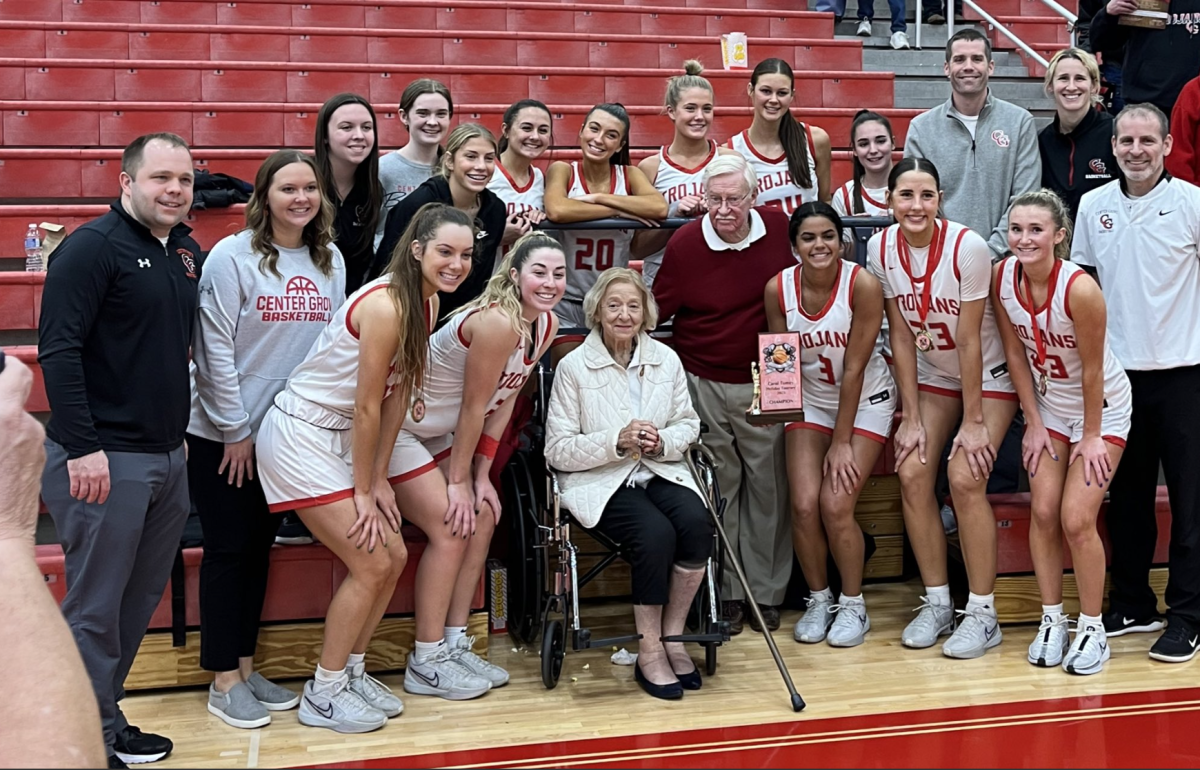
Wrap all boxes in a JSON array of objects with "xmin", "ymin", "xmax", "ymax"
[{"xmin": 746, "ymin": 332, "xmax": 805, "ymax": 426}]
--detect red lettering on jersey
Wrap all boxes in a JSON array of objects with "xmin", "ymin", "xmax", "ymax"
[
  {"xmin": 799, "ymin": 330, "xmax": 849, "ymax": 349},
  {"xmin": 665, "ymin": 182, "xmax": 703, "ymax": 204},
  {"xmin": 497, "ymin": 371, "xmax": 528, "ymax": 391}
]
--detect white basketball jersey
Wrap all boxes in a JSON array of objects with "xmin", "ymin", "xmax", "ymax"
[
  {"xmin": 643, "ymin": 141, "xmax": 720, "ymax": 286},
  {"xmin": 487, "ymin": 163, "xmax": 545, "ymax": 220},
  {"xmin": 875, "ymin": 221, "xmax": 1009, "ymax": 384},
  {"xmin": 832, "ymin": 181, "xmax": 890, "ymax": 219},
  {"xmin": 407, "ymin": 307, "xmax": 554, "ymax": 439},
  {"xmin": 778, "ymin": 261, "xmax": 892, "ymax": 412},
  {"xmin": 728, "ymin": 127, "xmax": 818, "ymax": 215},
  {"xmin": 995, "ymin": 258, "xmax": 1127, "ymax": 415},
  {"xmin": 561, "ymin": 162, "xmax": 634, "ymax": 301},
  {"xmin": 281, "ymin": 276, "xmax": 434, "ymax": 420}
]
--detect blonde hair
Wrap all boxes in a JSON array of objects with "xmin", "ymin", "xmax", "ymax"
[
  {"xmin": 452, "ymin": 231, "xmax": 565, "ymax": 342},
  {"xmin": 436, "ymin": 123, "xmax": 497, "ymax": 178},
  {"xmin": 1043, "ymin": 48, "xmax": 1101, "ymax": 103},
  {"xmin": 1009, "ymin": 188, "xmax": 1073, "ymax": 261},
  {"xmin": 664, "ymin": 60, "xmax": 713, "ymax": 111},
  {"xmin": 583, "ymin": 268, "xmax": 659, "ymax": 333},
  {"xmin": 244, "ymin": 150, "xmax": 337, "ymax": 279}
]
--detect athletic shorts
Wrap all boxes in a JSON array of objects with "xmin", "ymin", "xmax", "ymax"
[
  {"xmin": 1037, "ymin": 384, "xmax": 1132, "ymax": 447},
  {"xmin": 387, "ymin": 430, "xmax": 453, "ymax": 485},
  {"xmin": 257, "ymin": 404, "xmax": 354, "ymax": 513},
  {"xmin": 916, "ymin": 355, "xmax": 1018, "ymax": 401},
  {"xmin": 785, "ymin": 394, "xmax": 896, "ymax": 444}
]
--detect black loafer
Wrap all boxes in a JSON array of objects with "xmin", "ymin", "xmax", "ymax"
[
  {"xmin": 675, "ymin": 664, "xmax": 702, "ymax": 691},
  {"xmin": 634, "ymin": 662, "xmax": 683, "ymax": 700}
]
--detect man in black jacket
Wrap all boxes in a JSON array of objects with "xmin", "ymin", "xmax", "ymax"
[
  {"xmin": 38, "ymin": 133, "xmax": 199, "ymax": 769},
  {"xmin": 1091, "ymin": 0, "xmax": 1200, "ymax": 117}
]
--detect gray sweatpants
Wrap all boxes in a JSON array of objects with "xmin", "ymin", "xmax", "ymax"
[
  {"xmin": 686, "ymin": 375, "xmax": 792, "ymax": 606},
  {"xmin": 42, "ymin": 441, "xmax": 189, "ymax": 753}
]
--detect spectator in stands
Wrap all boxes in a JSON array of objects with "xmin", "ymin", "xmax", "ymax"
[
  {"xmin": 630, "ymin": 61, "xmax": 739, "ymax": 288},
  {"xmin": 653, "ymin": 154, "xmax": 796, "ymax": 634},
  {"xmin": 833, "ymin": 110, "xmax": 896, "ymax": 226},
  {"xmin": 815, "ymin": 0, "xmax": 909, "ymax": 49},
  {"xmin": 187, "ymin": 150, "xmax": 346, "ymax": 729},
  {"xmin": 766, "ymin": 203, "xmax": 894, "ymax": 649},
  {"xmin": 1073, "ymin": 104, "xmax": 1200, "ymax": 663},
  {"xmin": 1090, "ymin": 0, "xmax": 1200, "ymax": 119},
  {"xmin": 1038, "ymin": 48, "xmax": 1117, "ymax": 222},
  {"xmin": 38, "ymin": 132, "xmax": 200, "ymax": 767},
  {"xmin": 1076, "ymin": 0, "xmax": 1126, "ymax": 113},
  {"xmin": 315, "ymin": 93, "xmax": 383, "ymax": 295},
  {"xmin": 256, "ymin": 203, "xmax": 474, "ymax": 733},
  {"xmin": 866, "ymin": 158, "xmax": 1018, "ymax": 660},
  {"xmin": 373, "ymin": 124, "xmax": 508, "ymax": 322},
  {"xmin": 992, "ymin": 189, "xmax": 1130, "ymax": 676},
  {"xmin": 1166, "ymin": 73, "xmax": 1200, "ymax": 183},
  {"xmin": 0, "ymin": 353, "xmax": 106, "ymax": 767},
  {"xmin": 379, "ymin": 79, "xmax": 452, "ymax": 231},
  {"xmin": 905, "ymin": 29, "xmax": 1042, "ymax": 261},
  {"xmin": 546, "ymin": 268, "xmax": 713, "ymax": 700},
  {"xmin": 489, "ymin": 99, "xmax": 552, "ymax": 263},
  {"xmin": 545, "ymin": 103, "xmax": 668, "ymax": 328},
  {"xmin": 728, "ymin": 59, "xmax": 832, "ymax": 213},
  {"xmin": 390, "ymin": 232, "xmax": 563, "ymax": 701}
]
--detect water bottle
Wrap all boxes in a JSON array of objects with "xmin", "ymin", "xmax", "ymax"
[{"xmin": 24, "ymin": 223, "xmax": 43, "ymax": 272}]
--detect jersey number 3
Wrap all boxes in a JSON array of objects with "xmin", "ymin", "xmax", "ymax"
[{"xmin": 575, "ymin": 238, "xmax": 615, "ymax": 271}]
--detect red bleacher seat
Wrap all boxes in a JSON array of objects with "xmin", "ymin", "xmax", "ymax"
[
  {"xmin": 0, "ymin": 28, "xmax": 48, "ymax": 57},
  {"xmin": 26, "ymin": 64, "xmax": 116, "ymax": 101},
  {"xmin": 0, "ymin": 278, "xmax": 43, "ymax": 332},
  {"xmin": 0, "ymin": 205, "xmax": 245, "ymax": 248},
  {"xmin": 4, "ymin": 346, "xmax": 46, "ymax": 412},
  {"xmin": 116, "ymin": 67, "xmax": 203, "ymax": 102},
  {"xmin": 129, "ymin": 29, "xmax": 214, "ymax": 60}
]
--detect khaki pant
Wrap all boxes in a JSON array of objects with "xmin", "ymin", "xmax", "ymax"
[{"xmin": 686, "ymin": 374, "xmax": 791, "ymax": 606}]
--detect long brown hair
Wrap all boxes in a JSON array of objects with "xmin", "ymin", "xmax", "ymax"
[
  {"xmin": 849, "ymin": 110, "xmax": 894, "ymax": 215},
  {"xmin": 313, "ymin": 93, "xmax": 382, "ymax": 255},
  {"xmin": 379, "ymin": 202, "xmax": 477, "ymax": 405},
  {"xmin": 244, "ymin": 150, "xmax": 337, "ymax": 278},
  {"xmin": 750, "ymin": 58, "xmax": 813, "ymax": 190}
]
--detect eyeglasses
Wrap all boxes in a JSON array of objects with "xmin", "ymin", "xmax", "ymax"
[{"xmin": 704, "ymin": 192, "xmax": 752, "ymax": 209}]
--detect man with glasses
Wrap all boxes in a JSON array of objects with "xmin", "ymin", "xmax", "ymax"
[{"xmin": 653, "ymin": 154, "xmax": 797, "ymax": 634}]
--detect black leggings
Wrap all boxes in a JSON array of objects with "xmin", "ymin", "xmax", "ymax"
[
  {"xmin": 187, "ymin": 434, "xmax": 281, "ymax": 672},
  {"xmin": 592, "ymin": 477, "xmax": 714, "ymax": 605}
]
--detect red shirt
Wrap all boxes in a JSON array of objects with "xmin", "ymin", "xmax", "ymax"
[
  {"xmin": 653, "ymin": 207, "xmax": 797, "ymax": 383},
  {"xmin": 1167, "ymin": 75, "xmax": 1200, "ymax": 185}
]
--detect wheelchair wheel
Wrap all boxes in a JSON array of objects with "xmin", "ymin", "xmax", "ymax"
[
  {"xmin": 541, "ymin": 619, "xmax": 566, "ymax": 689},
  {"xmin": 503, "ymin": 451, "xmax": 544, "ymax": 645},
  {"xmin": 705, "ymin": 641, "xmax": 717, "ymax": 676}
]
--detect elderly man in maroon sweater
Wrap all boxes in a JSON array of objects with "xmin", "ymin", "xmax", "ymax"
[{"xmin": 653, "ymin": 154, "xmax": 797, "ymax": 634}]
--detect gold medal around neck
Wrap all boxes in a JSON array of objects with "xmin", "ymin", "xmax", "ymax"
[
  {"xmin": 1038, "ymin": 371, "xmax": 1049, "ymax": 396},
  {"xmin": 411, "ymin": 398, "xmax": 426, "ymax": 423},
  {"xmin": 915, "ymin": 329, "xmax": 935, "ymax": 352}
]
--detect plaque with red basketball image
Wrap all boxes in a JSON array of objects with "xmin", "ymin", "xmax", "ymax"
[{"xmin": 747, "ymin": 332, "xmax": 805, "ymax": 426}]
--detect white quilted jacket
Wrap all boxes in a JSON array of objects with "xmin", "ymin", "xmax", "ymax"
[{"xmin": 545, "ymin": 330, "xmax": 703, "ymax": 528}]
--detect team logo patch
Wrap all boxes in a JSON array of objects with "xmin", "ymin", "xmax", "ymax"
[
  {"xmin": 177, "ymin": 248, "xmax": 197, "ymax": 278},
  {"xmin": 762, "ymin": 342, "xmax": 797, "ymax": 374},
  {"xmin": 991, "ymin": 130, "xmax": 1011, "ymax": 148},
  {"xmin": 1089, "ymin": 158, "xmax": 1107, "ymax": 174},
  {"xmin": 1099, "ymin": 213, "xmax": 1114, "ymax": 230}
]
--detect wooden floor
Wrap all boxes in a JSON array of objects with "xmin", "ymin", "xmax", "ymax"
[{"xmin": 123, "ymin": 579, "xmax": 1194, "ymax": 769}]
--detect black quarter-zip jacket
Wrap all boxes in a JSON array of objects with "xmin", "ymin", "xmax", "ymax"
[
  {"xmin": 1092, "ymin": 0, "xmax": 1200, "ymax": 116},
  {"xmin": 38, "ymin": 199, "xmax": 201, "ymax": 458},
  {"xmin": 1038, "ymin": 107, "xmax": 1117, "ymax": 222}
]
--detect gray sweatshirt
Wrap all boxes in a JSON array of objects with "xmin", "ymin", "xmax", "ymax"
[
  {"xmin": 378, "ymin": 150, "xmax": 436, "ymax": 247},
  {"xmin": 188, "ymin": 230, "xmax": 346, "ymax": 443},
  {"xmin": 904, "ymin": 90, "xmax": 1042, "ymax": 259}
]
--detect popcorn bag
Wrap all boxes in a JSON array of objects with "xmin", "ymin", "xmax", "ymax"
[{"xmin": 721, "ymin": 32, "xmax": 748, "ymax": 70}]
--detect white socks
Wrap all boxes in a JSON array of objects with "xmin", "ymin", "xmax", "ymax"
[
  {"xmin": 347, "ymin": 652, "xmax": 365, "ymax": 677},
  {"xmin": 839, "ymin": 592, "xmax": 864, "ymax": 606},
  {"xmin": 444, "ymin": 625, "xmax": 468, "ymax": 648},
  {"xmin": 811, "ymin": 587, "xmax": 834, "ymax": 602},
  {"xmin": 1078, "ymin": 612, "xmax": 1103, "ymax": 631},
  {"xmin": 926, "ymin": 584, "xmax": 952, "ymax": 606},
  {"xmin": 1042, "ymin": 603, "xmax": 1065, "ymax": 621},
  {"xmin": 313, "ymin": 664, "xmax": 347, "ymax": 693},
  {"xmin": 967, "ymin": 592, "xmax": 995, "ymax": 613},
  {"xmin": 413, "ymin": 639, "xmax": 444, "ymax": 664}
]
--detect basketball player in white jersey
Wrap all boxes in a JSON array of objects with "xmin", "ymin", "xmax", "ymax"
[
  {"xmin": 545, "ymin": 103, "xmax": 668, "ymax": 328},
  {"xmin": 256, "ymin": 203, "xmax": 474, "ymax": 733},
  {"xmin": 993, "ymin": 190, "xmax": 1130, "ymax": 675},
  {"xmin": 765, "ymin": 203, "xmax": 895, "ymax": 649},
  {"xmin": 629, "ymin": 61, "xmax": 739, "ymax": 288},
  {"xmin": 866, "ymin": 158, "xmax": 1018, "ymax": 659},
  {"xmin": 728, "ymin": 58, "xmax": 832, "ymax": 214},
  {"xmin": 386, "ymin": 231, "xmax": 564, "ymax": 700},
  {"xmin": 489, "ymin": 99, "xmax": 552, "ymax": 267}
]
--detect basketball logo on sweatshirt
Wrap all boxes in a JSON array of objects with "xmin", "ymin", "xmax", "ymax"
[{"xmin": 990, "ymin": 130, "xmax": 1011, "ymax": 148}]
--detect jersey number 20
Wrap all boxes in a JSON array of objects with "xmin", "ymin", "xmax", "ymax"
[{"xmin": 575, "ymin": 238, "xmax": 615, "ymax": 271}]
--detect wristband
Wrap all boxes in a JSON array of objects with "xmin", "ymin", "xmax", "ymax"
[{"xmin": 475, "ymin": 434, "xmax": 500, "ymax": 459}]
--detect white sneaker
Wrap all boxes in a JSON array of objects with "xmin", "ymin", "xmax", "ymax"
[
  {"xmin": 1064, "ymin": 621, "xmax": 1110, "ymax": 675},
  {"xmin": 349, "ymin": 668, "xmax": 404, "ymax": 717},
  {"xmin": 793, "ymin": 594, "xmax": 836, "ymax": 643},
  {"xmin": 943, "ymin": 605, "xmax": 1003, "ymax": 659},
  {"xmin": 297, "ymin": 679, "xmax": 387, "ymax": 734},
  {"xmin": 890, "ymin": 30, "xmax": 911, "ymax": 49},
  {"xmin": 827, "ymin": 600, "xmax": 870, "ymax": 648},
  {"xmin": 404, "ymin": 648, "xmax": 491, "ymax": 700},
  {"xmin": 901, "ymin": 596, "xmax": 956, "ymax": 648},
  {"xmin": 450, "ymin": 635, "xmax": 510, "ymax": 687},
  {"xmin": 1027, "ymin": 613, "xmax": 1069, "ymax": 667},
  {"xmin": 856, "ymin": 19, "xmax": 873, "ymax": 36}
]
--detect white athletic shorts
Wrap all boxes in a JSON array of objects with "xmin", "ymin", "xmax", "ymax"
[
  {"xmin": 916, "ymin": 355, "xmax": 1018, "ymax": 402},
  {"xmin": 387, "ymin": 430, "xmax": 453, "ymax": 485},
  {"xmin": 1037, "ymin": 386, "xmax": 1132, "ymax": 447},
  {"xmin": 257, "ymin": 398, "xmax": 355, "ymax": 513},
  {"xmin": 785, "ymin": 392, "xmax": 896, "ymax": 444}
]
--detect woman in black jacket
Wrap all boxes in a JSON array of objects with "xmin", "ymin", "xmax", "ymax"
[{"xmin": 372, "ymin": 123, "xmax": 507, "ymax": 321}]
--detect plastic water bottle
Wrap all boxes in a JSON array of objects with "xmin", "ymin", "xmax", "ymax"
[{"xmin": 24, "ymin": 223, "xmax": 43, "ymax": 272}]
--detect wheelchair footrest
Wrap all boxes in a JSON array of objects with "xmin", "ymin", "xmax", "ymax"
[
  {"xmin": 661, "ymin": 632, "xmax": 725, "ymax": 644},
  {"xmin": 575, "ymin": 632, "xmax": 642, "ymax": 651}
]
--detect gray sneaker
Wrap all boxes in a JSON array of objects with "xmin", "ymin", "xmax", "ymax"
[
  {"xmin": 942, "ymin": 606, "xmax": 1003, "ymax": 659},
  {"xmin": 246, "ymin": 672, "xmax": 300, "ymax": 711},
  {"xmin": 404, "ymin": 648, "xmax": 491, "ymax": 700},
  {"xmin": 1027, "ymin": 613, "xmax": 1069, "ymax": 668},
  {"xmin": 298, "ymin": 679, "xmax": 387, "ymax": 734},
  {"xmin": 793, "ymin": 595, "xmax": 836, "ymax": 643},
  {"xmin": 901, "ymin": 596, "xmax": 956, "ymax": 648},
  {"xmin": 207, "ymin": 682, "xmax": 270, "ymax": 729},
  {"xmin": 940, "ymin": 504, "xmax": 958, "ymax": 535},
  {"xmin": 450, "ymin": 635, "xmax": 510, "ymax": 687},
  {"xmin": 1064, "ymin": 621, "xmax": 1110, "ymax": 675},
  {"xmin": 349, "ymin": 667, "xmax": 404, "ymax": 717},
  {"xmin": 827, "ymin": 600, "xmax": 870, "ymax": 648}
]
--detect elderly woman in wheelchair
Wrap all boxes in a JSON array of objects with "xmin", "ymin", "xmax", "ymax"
[{"xmin": 545, "ymin": 268, "xmax": 715, "ymax": 700}]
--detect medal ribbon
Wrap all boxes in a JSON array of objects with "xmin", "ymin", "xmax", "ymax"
[
  {"xmin": 1019, "ymin": 259, "xmax": 1061, "ymax": 375},
  {"xmin": 896, "ymin": 219, "xmax": 948, "ymax": 334}
]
